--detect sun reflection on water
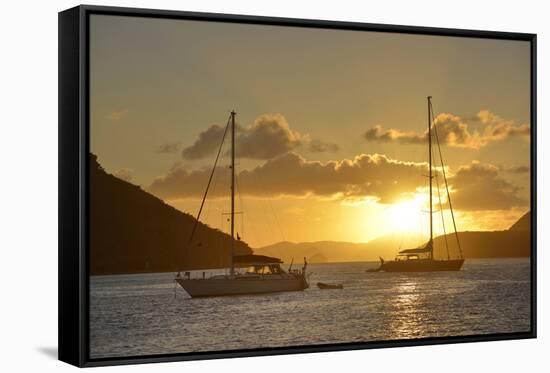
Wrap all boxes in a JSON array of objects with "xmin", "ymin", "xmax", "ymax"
[{"xmin": 388, "ymin": 278, "xmax": 428, "ymax": 339}]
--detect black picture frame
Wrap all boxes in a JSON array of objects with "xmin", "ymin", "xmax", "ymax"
[{"xmin": 58, "ymin": 4, "xmax": 537, "ymax": 368}]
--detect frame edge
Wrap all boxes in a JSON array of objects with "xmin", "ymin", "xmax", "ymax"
[
  {"xmin": 61, "ymin": 4, "xmax": 537, "ymax": 367},
  {"xmin": 58, "ymin": 5, "xmax": 85, "ymax": 367}
]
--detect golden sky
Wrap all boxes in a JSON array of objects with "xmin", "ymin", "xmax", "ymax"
[{"xmin": 90, "ymin": 15, "xmax": 531, "ymax": 248}]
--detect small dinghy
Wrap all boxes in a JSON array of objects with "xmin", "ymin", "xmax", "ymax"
[{"xmin": 317, "ymin": 282, "xmax": 343, "ymax": 290}]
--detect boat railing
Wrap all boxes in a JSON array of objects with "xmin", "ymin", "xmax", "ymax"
[{"xmin": 178, "ymin": 263, "xmax": 304, "ymax": 280}]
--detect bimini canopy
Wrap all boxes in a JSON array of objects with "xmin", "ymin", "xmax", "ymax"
[
  {"xmin": 399, "ymin": 241, "xmax": 433, "ymax": 255},
  {"xmin": 234, "ymin": 254, "xmax": 283, "ymax": 266}
]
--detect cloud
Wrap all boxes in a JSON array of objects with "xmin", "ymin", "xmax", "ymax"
[
  {"xmin": 307, "ymin": 139, "xmax": 340, "ymax": 153},
  {"xmin": 150, "ymin": 151, "xmax": 527, "ymax": 213},
  {"xmin": 432, "ymin": 113, "xmax": 482, "ymax": 148},
  {"xmin": 113, "ymin": 168, "xmax": 134, "ymax": 182},
  {"xmin": 238, "ymin": 153, "xmax": 429, "ymax": 203},
  {"xmin": 182, "ymin": 124, "xmax": 226, "ymax": 160},
  {"xmin": 106, "ymin": 110, "xmax": 128, "ymax": 122},
  {"xmin": 364, "ymin": 125, "xmax": 424, "ymax": 144},
  {"xmin": 150, "ymin": 152, "xmax": 429, "ymax": 204},
  {"xmin": 502, "ymin": 165, "xmax": 530, "ymax": 174},
  {"xmin": 364, "ymin": 110, "xmax": 529, "ymax": 150},
  {"xmin": 237, "ymin": 114, "xmax": 303, "ymax": 159},
  {"xmin": 475, "ymin": 110, "xmax": 530, "ymax": 142},
  {"xmin": 449, "ymin": 161, "xmax": 527, "ymax": 211},
  {"xmin": 156, "ymin": 143, "xmax": 180, "ymax": 154},
  {"xmin": 181, "ymin": 114, "xmax": 304, "ymax": 160}
]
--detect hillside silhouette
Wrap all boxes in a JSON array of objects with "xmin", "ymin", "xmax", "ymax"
[
  {"xmin": 257, "ymin": 212, "xmax": 531, "ymax": 263},
  {"xmin": 509, "ymin": 211, "xmax": 531, "ymax": 232},
  {"xmin": 90, "ymin": 154, "xmax": 252, "ymax": 275},
  {"xmin": 432, "ymin": 213, "xmax": 530, "ymax": 259}
]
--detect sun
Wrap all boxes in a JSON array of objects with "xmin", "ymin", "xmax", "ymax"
[{"xmin": 386, "ymin": 194, "xmax": 427, "ymax": 233}]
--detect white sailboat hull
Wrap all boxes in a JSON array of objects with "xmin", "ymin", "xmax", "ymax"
[{"xmin": 176, "ymin": 274, "xmax": 308, "ymax": 298}]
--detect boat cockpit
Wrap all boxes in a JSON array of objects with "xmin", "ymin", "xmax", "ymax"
[
  {"xmin": 394, "ymin": 242, "xmax": 433, "ymax": 261},
  {"xmin": 244, "ymin": 263, "xmax": 285, "ymax": 275}
]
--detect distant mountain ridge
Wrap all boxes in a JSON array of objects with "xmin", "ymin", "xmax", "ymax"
[
  {"xmin": 255, "ymin": 241, "xmax": 369, "ymax": 264},
  {"xmin": 256, "ymin": 212, "xmax": 531, "ymax": 263},
  {"xmin": 90, "ymin": 154, "xmax": 252, "ymax": 275}
]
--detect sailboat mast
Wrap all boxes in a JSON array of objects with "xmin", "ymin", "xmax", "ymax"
[
  {"xmin": 428, "ymin": 96, "xmax": 433, "ymax": 253},
  {"xmin": 230, "ymin": 110, "xmax": 236, "ymax": 276}
]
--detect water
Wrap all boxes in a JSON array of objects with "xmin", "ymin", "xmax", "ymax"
[{"xmin": 90, "ymin": 258, "xmax": 531, "ymax": 358}]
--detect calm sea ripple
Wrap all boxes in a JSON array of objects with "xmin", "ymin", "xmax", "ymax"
[{"xmin": 89, "ymin": 258, "xmax": 531, "ymax": 358}]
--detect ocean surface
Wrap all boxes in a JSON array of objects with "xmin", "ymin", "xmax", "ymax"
[{"xmin": 90, "ymin": 258, "xmax": 531, "ymax": 358}]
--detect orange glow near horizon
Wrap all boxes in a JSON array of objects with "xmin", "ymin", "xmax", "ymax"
[{"xmin": 168, "ymin": 194, "xmax": 527, "ymax": 248}]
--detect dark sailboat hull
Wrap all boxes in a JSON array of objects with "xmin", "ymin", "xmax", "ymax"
[{"xmin": 379, "ymin": 258, "xmax": 464, "ymax": 272}]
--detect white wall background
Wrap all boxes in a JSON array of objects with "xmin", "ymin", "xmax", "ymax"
[{"xmin": 0, "ymin": 0, "xmax": 546, "ymax": 371}]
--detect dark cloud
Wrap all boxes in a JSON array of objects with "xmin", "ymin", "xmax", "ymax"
[
  {"xmin": 449, "ymin": 161, "xmax": 527, "ymax": 211},
  {"xmin": 181, "ymin": 124, "xmax": 226, "ymax": 160},
  {"xmin": 156, "ymin": 143, "xmax": 179, "ymax": 154},
  {"xmin": 238, "ymin": 153, "xmax": 427, "ymax": 203},
  {"xmin": 236, "ymin": 114, "xmax": 302, "ymax": 159},
  {"xmin": 364, "ymin": 111, "xmax": 530, "ymax": 150},
  {"xmin": 181, "ymin": 114, "xmax": 302, "ymax": 161},
  {"xmin": 307, "ymin": 139, "xmax": 339, "ymax": 153},
  {"xmin": 149, "ymin": 152, "xmax": 428, "ymax": 204},
  {"xmin": 150, "ymin": 153, "xmax": 526, "ymax": 212}
]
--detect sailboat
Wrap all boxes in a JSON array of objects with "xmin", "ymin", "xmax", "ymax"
[
  {"xmin": 175, "ymin": 111, "xmax": 309, "ymax": 297},
  {"xmin": 374, "ymin": 97, "xmax": 465, "ymax": 272}
]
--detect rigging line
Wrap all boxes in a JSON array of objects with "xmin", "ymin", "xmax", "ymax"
[
  {"xmin": 235, "ymin": 174, "xmax": 255, "ymax": 245},
  {"xmin": 266, "ymin": 191, "xmax": 286, "ymax": 243},
  {"xmin": 258, "ymin": 170, "xmax": 286, "ymax": 244},
  {"xmin": 432, "ymin": 142, "xmax": 450, "ymax": 260},
  {"xmin": 223, "ymin": 160, "xmax": 231, "ymax": 270},
  {"xmin": 254, "ymin": 168, "xmax": 285, "ymax": 243},
  {"xmin": 200, "ymin": 130, "xmax": 226, "ymax": 243},
  {"xmin": 236, "ymin": 171, "xmax": 262, "ymax": 248},
  {"xmin": 206, "ymin": 135, "xmax": 228, "ymax": 262},
  {"xmin": 181, "ymin": 113, "xmax": 232, "ymax": 270},
  {"xmin": 418, "ymin": 143, "xmax": 425, "ymax": 244},
  {"xmin": 235, "ymin": 154, "xmax": 245, "ymax": 240},
  {"xmin": 410, "ymin": 128, "xmax": 424, "ymax": 246},
  {"xmin": 232, "ymin": 152, "xmax": 262, "ymax": 248},
  {"xmin": 216, "ymin": 161, "xmax": 229, "ymax": 265},
  {"xmin": 430, "ymin": 101, "xmax": 463, "ymax": 259}
]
